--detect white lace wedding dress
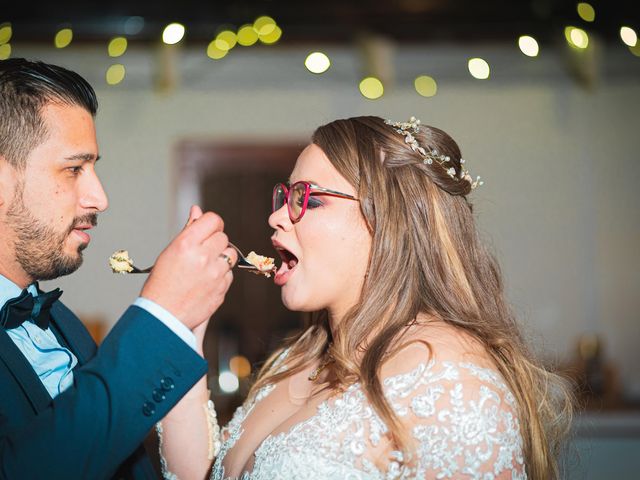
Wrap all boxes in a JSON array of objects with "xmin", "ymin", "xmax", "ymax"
[{"xmin": 209, "ymin": 353, "xmax": 526, "ymax": 480}]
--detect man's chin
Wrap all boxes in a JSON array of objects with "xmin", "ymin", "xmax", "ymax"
[{"xmin": 42, "ymin": 255, "xmax": 83, "ymax": 280}]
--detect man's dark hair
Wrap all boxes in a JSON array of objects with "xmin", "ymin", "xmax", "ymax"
[{"xmin": 0, "ymin": 58, "xmax": 98, "ymax": 169}]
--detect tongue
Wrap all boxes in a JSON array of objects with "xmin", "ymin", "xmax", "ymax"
[{"xmin": 276, "ymin": 258, "xmax": 298, "ymax": 277}]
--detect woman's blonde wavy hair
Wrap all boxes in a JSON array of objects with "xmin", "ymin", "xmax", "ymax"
[{"xmin": 249, "ymin": 116, "xmax": 574, "ymax": 479}]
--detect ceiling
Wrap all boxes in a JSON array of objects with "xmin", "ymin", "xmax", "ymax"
[{"xmin": 4, "ymin": 0, "xmax": 639, "ymax": 45}]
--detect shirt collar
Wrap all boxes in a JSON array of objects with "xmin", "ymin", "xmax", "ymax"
[{"xmin": 0, "ymin": 273, "xmax": 38, "ymax": 308}]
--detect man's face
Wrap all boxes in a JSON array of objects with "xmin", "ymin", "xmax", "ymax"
[{"xmin": 3, "ymin": 102, "xmax": 108, "ymax": 283}]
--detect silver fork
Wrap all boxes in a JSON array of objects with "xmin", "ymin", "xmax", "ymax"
[
  {"xmin": 119, "ymin": 243, "xmax": 273, "ymax": 275},
  {"xmin": 228, "ymin": 242, "xmax": 274, "ymax": 274}
]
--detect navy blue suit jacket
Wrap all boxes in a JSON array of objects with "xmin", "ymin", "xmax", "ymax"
[{"xmin": 0, "ymin": 302, "xmax": 207, "ymax": 479}]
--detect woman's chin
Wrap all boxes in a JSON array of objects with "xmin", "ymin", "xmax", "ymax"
[
  {"xmin": 280, "ymin": 293, "xmax": 302, "ymax": 311},
  {"xmin": 280, "ymin": 290, "xmax": 317, "ymax": 313}
]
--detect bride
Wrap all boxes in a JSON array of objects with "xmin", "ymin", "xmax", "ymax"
[{"xmin": 154, "ymin": 116, "xmax": 573, "ymax": 479}]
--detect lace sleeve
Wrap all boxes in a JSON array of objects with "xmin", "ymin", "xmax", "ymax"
[
  {"xmin": 156, "ymin": 391, "xmax": 221, "ymax": 480},
  {"xmin": 384, "ymin": 359, "xmax": 527, "ymax": 479}
]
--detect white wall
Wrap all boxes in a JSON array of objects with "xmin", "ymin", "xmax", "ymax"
[{"xmin": 15, "ymin": 39, "xmax": 637, "ymax": 397}]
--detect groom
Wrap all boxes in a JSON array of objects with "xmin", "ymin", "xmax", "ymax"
[{"xmin": 0, "ymin": 58, "xmax": 237, "ymax": 478}]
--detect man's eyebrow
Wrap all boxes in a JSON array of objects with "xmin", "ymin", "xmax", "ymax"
[{"xmin": 64, "ymin": 153, "xmax": 101, "ymax": 162}]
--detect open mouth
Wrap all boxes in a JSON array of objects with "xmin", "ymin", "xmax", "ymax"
[
  {"xmin": 276, "ymin": 246, "xmax": 298, "ymax": 272},
  {"xmin": 273, "ymin": 244, "xmax": 299, "ymax": 286}
]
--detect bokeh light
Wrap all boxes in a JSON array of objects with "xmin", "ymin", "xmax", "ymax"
[
  {"xmin": 108, "ymin": 37, "xmax": 128, "ymax": 57},
  {"xmin": 359, "ymin": 77, "xmax": 384, "ymax": 99},
  {"xmin": 123, "ymin": 16, "xmax": 144, "ymax": 35},
  {"xmin": 54, "ymin": 28, "xmax": 73, "ymax": 49},
  {"xmin": 468, "ymin": 58, "xmax": 490, "ymax": 79},
  {"xmin": 620, "ymin": 27, "xmax": 638, "ymax": 47},
  {"xmin": 237, "ymin": 24, "xmax": 258, "ymax": 46},
  {"xmin": 518, "ymin": 35, "xmax": 539, "ymax": 57},
  {"xmin": 565, "ymin": 26, "xmax": 589, "ymax": 49},
  {"xmin": 254, "ymin": 16, "xmax": 276, "ymax": 36},
  {"xmin": 0, "ymin": 43, "xmax": 11, "ymax": 60},
  {"xmin": 206, "ymin": 41, "xmax": 228, "ymax": 60},
  {"xmin": 105, "ymin": 64, "xmax": 125, "ymax": 85},
  {"xmin": 218, "ymin": 371, "xmax": 239, "ymax": 393},
  {"xmin": 577, "ymin": 3, "xmax": 595, "ymax": 22},
  {"xmin": 229, "ymin": 356, "xmax": 251, "ymax": 378},
  {"xmin": 0, "ymin": 23, "xmax": 12, "ymax": 45},
  {"xmin": 215, "ymin": 30, "xmax": 237, "ymax": 51},
  {"xmin": 414, "ymin": 75, "xmax": 437, "ymax": 97},
  {"xmin": 259, "ymin": 25, "xmax": 282, "ymax": 44},
  {"xmin": 305, "ymin": 52, "xmax": 331, "ymax": 74},
  {"xmin": 162, "ymin": 23, "xmax": 185, "ymax": 45}
]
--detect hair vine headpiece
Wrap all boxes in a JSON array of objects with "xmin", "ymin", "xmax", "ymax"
[{"xmin": 384, "ymin": 116, "xmax": 483, "ymax": 190}]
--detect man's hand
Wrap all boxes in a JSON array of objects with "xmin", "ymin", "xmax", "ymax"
[{"xmin": 140, "ymin": 206, "xmax": 237, "ymax": 330}]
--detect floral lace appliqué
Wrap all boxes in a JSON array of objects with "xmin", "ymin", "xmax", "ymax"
[{"xmin": 210, "ymin": 360, "xmax": 526, "ymax": 480}]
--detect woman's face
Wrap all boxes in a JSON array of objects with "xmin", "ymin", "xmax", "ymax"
[{"xmin": 269, "ymin": 144, "xmax": 372, "ymax": 321}]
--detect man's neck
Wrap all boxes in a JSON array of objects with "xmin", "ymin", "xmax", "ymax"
[{"xmin": 0, "ymin": 260, "xmax": 32, "ymax": 290}]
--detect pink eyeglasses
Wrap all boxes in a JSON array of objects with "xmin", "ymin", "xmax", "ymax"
[{"xmin": 272, "ymin": 181, "xmax": 358, "ymax": 223}]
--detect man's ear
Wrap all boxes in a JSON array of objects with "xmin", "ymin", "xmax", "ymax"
[
  {"xmin": 0, "ymin": 155, "xmax": 6, "ymax": 208},
  {"xmin": 0, "ymin": 155, "xmax": 16, "ymax": 209}
]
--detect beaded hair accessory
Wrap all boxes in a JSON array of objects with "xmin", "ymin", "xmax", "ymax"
[{"xmin": 384, "ymin": 116, "xmax": 483, "ymax": 190}]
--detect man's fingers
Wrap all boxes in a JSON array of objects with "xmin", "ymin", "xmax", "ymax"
[
  {"xmin": 217, "ymin": 246, "xmax": 238, "ymax": 269},
  {"xmin": 181, "ymin": 211, "xmax": 224, "ymax": 244},
  {"xmin": 184, "ymin": 205, "xmax": 203, "ymax": 229}
]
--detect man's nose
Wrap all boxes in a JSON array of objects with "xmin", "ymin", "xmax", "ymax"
[{"xmin": 80, "ymin": 169, "xmax": 109, "ymax": 212}]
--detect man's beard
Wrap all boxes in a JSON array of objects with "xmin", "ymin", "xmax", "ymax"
[{"xmin": 6, "ymin": 185, "xmax": 98, "ymax": 281}]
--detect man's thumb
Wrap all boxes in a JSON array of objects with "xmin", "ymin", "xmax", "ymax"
[{"xmin": 184, "ymin": 205, "xmax": 203, "ymax": 229}]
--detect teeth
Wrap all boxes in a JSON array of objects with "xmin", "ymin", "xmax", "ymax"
[{"xmin": 288, "ymin": 259, "xmax": 298, "ymax": 268}]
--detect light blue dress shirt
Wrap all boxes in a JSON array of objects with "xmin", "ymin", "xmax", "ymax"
[{"xmin": 0, "ymin": 273, "xmax": 196, "ymax": 399}]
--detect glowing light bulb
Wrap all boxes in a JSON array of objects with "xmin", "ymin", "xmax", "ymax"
[
  {"xmin": 162, "ymin": 23, "xmax": 185, "ymax": 45},
  {"xmin": 0, "ymin": 43, "xmax": 11, "ymax": 60},
  {"xmin": 414, "ymin": 75, "xmax": 437, "ymax": 97},
  {"xmin": 565, "ymin": 26, "xmax": 589, "ymax": 49},
  {"xmin": 229, "ymin": 356, "xmax": 251, "ymax": 378},
  {"xmin": 0, "ymin": 23, "xmax": 12, "ymax": 45},
  {"xmin": 259, "ymin": 25, "xmax": 282, "ymax": 44},
  {"xmin": 518, "ymin": 35, "xmax": 539, "ymax": 57},
  {"xmin": 54, "ymin": 28, "xmax": 73, "ymax": 49},
  {"xmin": 207, "ymin": 40, "xmax": 228, "ymax": 60},
  {"xmin": 218, "ymin": 371, "xmax": 239, "ymax": 393},
  {"xmin": 359, "ymin": 77, "xmax": 384, "ymax": 99},
  {"xmin": 305, "ymin": 52, "xmax": 331, "ymax": 74},
  {"xmin": 215, "ymin": 30, "xmax": 237, "ymax": 51},
  {"xmin": 108, "ymin": 37, "xmax": 128, "ymax": 57},
  {"xmin": 577, "ymin": 3, "xmax": 595, "ymax": 22},
  {"xmin": 105, "ymin": 64, "xmax": 125, "ymax": 85},
  {"xmin": 468, "ymin": 58, "xmax": 490, "ymax": 79},
  {"xmin": 237, "ymin": 24, "xmax": 258, "ymax": 46},
  {"xmin": 620, "ymin": 27, "xmax": 638, "ymax": 47},
  {"xmin": 254, "ymin": 16, "xmax": 276, "ymax": 36}
]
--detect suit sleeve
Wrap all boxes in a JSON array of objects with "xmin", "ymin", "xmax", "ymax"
[{"xmin": 0, "ymin": 305, "xmax": 207, "ymax": 480}]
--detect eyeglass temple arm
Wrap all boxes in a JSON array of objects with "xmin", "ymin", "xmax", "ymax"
[{"xmin": 310, "ymin": 185, "xmax": 358, "ymax": 200}]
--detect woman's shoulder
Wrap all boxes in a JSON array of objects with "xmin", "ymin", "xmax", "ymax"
[
  {"xmin": 380, "ymin": 320, "xmax": 516, "ymax": 404},
  {"xmin": 382, "ymin": 319, "xmax": 496, "ymax": 373},
  {"xmin": 379, "ymin": 321, "xmax": 526, "ymax": 478}
]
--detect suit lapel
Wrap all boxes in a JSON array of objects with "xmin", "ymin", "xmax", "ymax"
[
  {"xmin": 50, "ymin": 302, "xmax": 97, "ymax": 366},
  {"xmin": 0, "ymin": 327, "xmax": 52, "ymax": 413},
  {"xmin": 0, "ymin": 300, "xmax": 97, "ymax": 417}
]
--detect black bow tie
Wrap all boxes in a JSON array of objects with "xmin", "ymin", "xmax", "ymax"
[{"xmin": 0, "ymin": 288, "xmax": 63, "ymax": 330}]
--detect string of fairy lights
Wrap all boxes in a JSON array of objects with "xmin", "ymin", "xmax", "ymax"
[{"xmin": 0, "ymin": 2, "xmax": 638, "ymax": 101}]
